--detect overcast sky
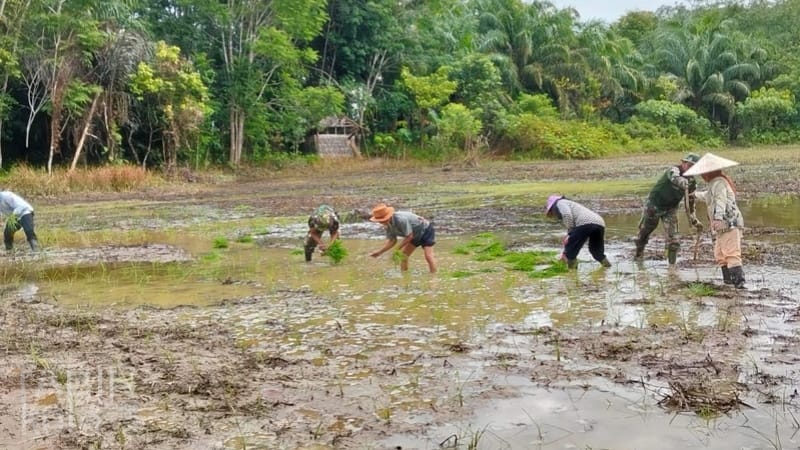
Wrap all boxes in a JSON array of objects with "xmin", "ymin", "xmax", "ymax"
[{"xmin": 547, "ymin": 0, "xmax": 689, "ymax": 23}]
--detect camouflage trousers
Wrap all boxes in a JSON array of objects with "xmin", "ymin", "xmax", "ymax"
[{"xmin": 636, "ymin": 203, "xmax": 681, "ymax": 253}]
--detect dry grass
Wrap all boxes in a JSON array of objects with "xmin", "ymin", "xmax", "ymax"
[{"xmin": 1, "ymin": 164, "xmax": 163, "ymax": 196}]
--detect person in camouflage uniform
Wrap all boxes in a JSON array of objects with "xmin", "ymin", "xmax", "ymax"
[
  {"xmin": 634, "ymin": 153, "xmax": 703, "ymax": 265},
  {"xmin": 304, "ymin": 205, "xmax": 340, "ymax": 262}
]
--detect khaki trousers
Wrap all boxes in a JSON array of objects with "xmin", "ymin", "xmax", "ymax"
[{"xmin": 714, "ymin": 228, "xmax": 742, "ymax": 268}]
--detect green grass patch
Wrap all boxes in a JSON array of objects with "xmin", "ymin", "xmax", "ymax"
[
  {"xmin": 457, "ymin": 232, "xmax": 565, "ymax": 279},
  {"xmin": 201, "ymin": 251, "xmax": 221, "ymax": 262},
  {"xmin": 686, "ymin": 281, "xmax": 717, "ymax": 297},
  {"xmin": 450, "ymin": 268, "xmax": 497, "ymax": 279},
  {"xmin": 455, "ymin": 233, "xmax": 508, "ymax": 261},
  {"xmin": 451, "ymin": 270, "xmax": 477, "ymax": 279},
  {"xmin": 235, "ymin": 235, "xmax": 254, "ymax": 243},
  {"xmin": 504, "ymin": 251, "xmax": 558, "ymax": 271},
  {"xmin": 529, "ymin": 260, "xmax": 569, "ymax": 278},
  {"xmin": 212, "ymin": 236, "xmax": 229, "ymax": 249}
]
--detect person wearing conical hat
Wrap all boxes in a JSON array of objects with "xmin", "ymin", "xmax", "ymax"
[
  {"xmin": 368, "ymin": 203, "xmax": 437, "ymax": 273},
  {"xmin": 634, "ymin": 153, "xmax": 703, "ymax": 265},
  {"xmin": 304, "ymin": 204, "xmax": 341, "ymax": 262},
  {"xmin": 684, "ymin": 153, "xmax": 745, "ymax": 288},
  {"xmin": 545, "ymin": 195, "xmax": 611, "ymax": 269}
]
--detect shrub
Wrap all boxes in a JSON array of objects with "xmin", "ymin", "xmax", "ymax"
[
  {"xmin": 633, "ymin": 100, "xmax": 716, "ymax": 142},
  {"xmin": 507, "ymin": 113, "xmax": 614, "ymax": 159},
  {"xmin": 735, "ymin": 88, "xmax": 798, "ymax": 144}
]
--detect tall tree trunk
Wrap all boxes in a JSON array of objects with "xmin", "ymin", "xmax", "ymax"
[
  {"xmin": 68, "ymin": 92, "xmax": 100, "ymax": 173},
  {"xmin": 47, "ymin": 80, "xmax": 64, "ymax": 175},
  {"xmin": 229, "ymin": 106, "xmax": 245, "ymax": 165}
]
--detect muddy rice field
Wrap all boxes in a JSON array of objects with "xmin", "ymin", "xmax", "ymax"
[{"xmin": 2, "ymin": 148, "xmax": 800, "ymax": 449}]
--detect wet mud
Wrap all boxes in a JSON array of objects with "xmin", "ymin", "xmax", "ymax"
[{"xmin": 2, "ymin": 149, "xmax": 800, "ymax": 449}]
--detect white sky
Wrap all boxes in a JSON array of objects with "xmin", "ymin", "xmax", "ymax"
[{"xmin": 547, "ymin": 0, "xmax": 689, "ymax": 23}]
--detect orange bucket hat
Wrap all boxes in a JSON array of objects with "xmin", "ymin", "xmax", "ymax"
[{"xmin": 369, "ymin": 203, "xmax": 395, "ymax": 223}]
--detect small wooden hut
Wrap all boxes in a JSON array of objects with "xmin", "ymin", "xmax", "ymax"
[{"xmin": 311, "ymin": 116, "xmax": 361, "ymax": 158}]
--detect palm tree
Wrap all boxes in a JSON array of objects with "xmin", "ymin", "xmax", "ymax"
[
  {"xmin": 474, "ymin": 0, "xmax": 584, "ymax": 116},
  {"xmin": 650, "ymin": 18, "xmax": 766, "ymax": 133},
  {"xmin": 576, "ymin": 21, "xmax": 648, "ymax": 120}
]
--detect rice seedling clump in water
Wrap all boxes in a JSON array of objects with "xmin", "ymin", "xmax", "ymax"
[{"xmin": 324, "ymin": 239, "xmax": 348, "ymax": 264}]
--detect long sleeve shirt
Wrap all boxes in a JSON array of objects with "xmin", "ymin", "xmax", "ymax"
[
  {"xmin": 695, "ymin": 177, "xmax": 744, "ymax": 229},
  {"xmin": 0, "ymin": 191, "xmax": 34, "ymax": 217},
  {"xmin": 553, "ymin": 199, "xmax": 605, "ymax": 232}
]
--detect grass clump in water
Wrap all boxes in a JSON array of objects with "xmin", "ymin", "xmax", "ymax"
[
  {"xmin": 504, "ymin": 251, "xmax": 557, "ymax": 271},
  {"xmin": 529, "ymin": 260, "xmax": 569, "ymax": 278},
  {"xmin": 236, "ymin": 235, "xmax": 254, "ymax": 243},
  {"xmin": 323, "ymin": 239, "xmax": 348, "ymax": 264},
  {"xmin": 456, "ymin": 232, "xmax": 565, "ymax": 279},
  {"xmin": 686, "ymin": 281, "xmax": 716, "ymax": 298},
  {"xmin": 455, "ymin": 233, "xmax": 507, "ymax": 261},
  {"xmin": 450, "ymin": 268, "xmax": 496, "ymax": 279},
  {"xmin": 392, "ymin": 249, "xmax": 406, "ymax": 265}
]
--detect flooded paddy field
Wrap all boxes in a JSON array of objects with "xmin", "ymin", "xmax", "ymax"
[{"xmin": 2, "ymin": 148, "xmax": 800, "ymax": 449}]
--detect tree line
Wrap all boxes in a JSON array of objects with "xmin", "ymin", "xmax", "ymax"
[{"xmin": 1, "ymin": 0, "xmax": 799, "ymax": 172}]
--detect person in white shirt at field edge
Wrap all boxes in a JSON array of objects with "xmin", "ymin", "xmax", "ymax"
[{"xmin": 0, "ymin": 190, "xmax": 39, "ymax": 253}]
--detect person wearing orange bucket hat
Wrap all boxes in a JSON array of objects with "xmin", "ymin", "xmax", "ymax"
[
  {"xmin": 368, "ymin": 203, "xmax": 437, "ymax": 273},
  {"xmin": 545, "ymin": 195, "xmax": 611, "ymax": 269},
  {"xmin": 684, "ymin": 153, "xmax": 745, "ymax": 288}
]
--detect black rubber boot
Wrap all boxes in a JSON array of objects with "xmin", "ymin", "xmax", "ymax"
[
  {"xmin": 634, "ymin": 239, "xmax": 644, "ymax": 259},
  {"xmin": 304, "ymin": 245, "xmax": 314, "ymax": 262},
  {"xmin": 600, "ymin": 257, "xmax": 612, "ymax": 268},
  {"xmin": 29, "ymin": 239, "xmax": 39, "ymax": 252},
  {"xmin": 721, "ymin": 266, "xmax": 732, "ymax": 285},
  {"xmin": 567, "ymin": 259, "xmax": 578, "ymax": 269},
  {"xmin": 729, "ymin": 266, "xmax": 746, "ymax": 289},
  {"xmin": 667, "ymin": 248, "xmax": 677, "ymax": 265}
]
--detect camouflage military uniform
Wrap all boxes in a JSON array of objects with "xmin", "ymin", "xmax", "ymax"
[
  {"xmin": 635, "ymin": 165, "xmax": 698, "ymax": 264},
  {"xmin": 304, "ymin": 205, "xmax": 340, "ymax": 262}
]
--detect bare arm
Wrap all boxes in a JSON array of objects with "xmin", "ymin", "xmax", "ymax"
[{"xmin": 370, "ymin": 237, "xmax": 398, "ymax": 257}]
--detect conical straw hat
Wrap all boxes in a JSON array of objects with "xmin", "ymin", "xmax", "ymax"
[{"xmin": 683, "ymin": 153, "xmax": 739, "ymax": 176}]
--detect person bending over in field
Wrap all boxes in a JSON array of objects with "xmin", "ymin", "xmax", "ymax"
[
  {"xmin": 304, "ymin": 204, "xmax": 340, "ymax": 262},
  {"xmin": 368, "ymin": 203, "xmax": 436, "ymax": 273},
  {"xmin": 545, "ymin": 194, "xmax": 611, "ymax": 269}
]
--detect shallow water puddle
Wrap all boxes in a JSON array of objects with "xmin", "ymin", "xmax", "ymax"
[{"xmin": 383, "ymin": 375, "xmax": 800, "ymax": 450}]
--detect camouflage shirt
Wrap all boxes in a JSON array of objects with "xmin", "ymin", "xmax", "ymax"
[{"xmin": 308, "ymin": 205, "xmax": 340, "ymax": 233}]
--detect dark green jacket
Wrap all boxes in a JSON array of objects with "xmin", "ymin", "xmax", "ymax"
[{"xmin": 647, "ymin": 166, "xmax": 696, "ymax": 210}]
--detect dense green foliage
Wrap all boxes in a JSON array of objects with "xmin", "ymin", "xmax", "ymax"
[{"xmin": 1, "ymin": 0, "xmax": 800, "ymax": 172}]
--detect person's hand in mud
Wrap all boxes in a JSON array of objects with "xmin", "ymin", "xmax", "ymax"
[{"xmin": 712, "ymin": 219, "xmax": 725, "ymax": 232}]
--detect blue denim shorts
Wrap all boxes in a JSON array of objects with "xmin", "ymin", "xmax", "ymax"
[{"xmin": 412, "ymin": 223, "xmax": 436, "ymax": 247}]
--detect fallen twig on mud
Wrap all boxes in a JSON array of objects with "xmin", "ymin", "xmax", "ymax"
[{"xmin": 658, "ymin": 379, "xmax": 751, "ymax": 415}]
